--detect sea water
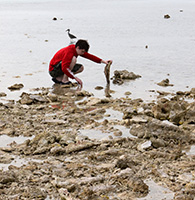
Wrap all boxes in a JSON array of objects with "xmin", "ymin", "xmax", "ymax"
[
  {"xmin": 0, "ymin": 0, "xmax": 194, "ymax": 147},
  {"xmin": 0, "ymin": 0, "xmax": 194, "ymax": 102}
]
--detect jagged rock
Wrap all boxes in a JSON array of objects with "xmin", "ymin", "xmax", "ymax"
[
  {"xmin": 151, "ymin": 138, "xmax": 166, "ymax": 148},
  {"xmin": 8, "ymin": 83, "xmax": 24, "ymax": 90},
  {"xmin": 86, "ymin": 97, "xmax": 101, "ymax": 106},
  {"xmin": 164, "ymin": 14, "xmax": 171, "ymax": 19},
  {"xmin": 137, "ymin": 141, "xmax": 152, "ymax": 151},
  {"xmin": 1, "ymin": 82, "xmax": 195, "ymax": 200},
  {"xmin": 29, "ymin": 94, "xmax": 48, "ymax": 103},
  {"xmin": 124, "ymin": 91, "xmax": 132, "ymax": 96},
  {"xmin": 0, "ymin": 171, "xmax": 17, "ymax": 184},
  {"xmin": 65, "ymin": 141, "xmax": 99, "ymax": 154},
  {"xmin": 128, "ymin": 178, "xmax": 149, "ymax": 194},
  {"xmin": 33, "ymin": 147, "xmax": 50, "ymax": 155},
  {"xmin": 19, "ymin": 92, "xmax": 34, "ymax": 104},
  {"xmin": 0, "ymin": 128, "xmax": 15, "ymax": 135},
  {"xmin": 190, "ymin": 88, "xmax": 195, "ymax": 94},
  {"xmin": 76, "ymin": 90, "xmax": 92, "ymax": 97},
  {"xmin": 95, "ymin": 86, "xmax": 104, "ymax": 90},
  {"xmin": 152, "ymin": 99, "xmax": 171, "ymax": 120},
  {"xmin": 123, "ymin": 107, "xmax": 138, "ymax": 119},
  {"xmin": 0, "ymin": 92, "xmax": 6, "ymax": 97},
  {"xmin": 157, "ymin": 79, "xmax": 173, "ymax": 87},
  {"xmin": 174, "ymin": 191, "xmax": 194, "ymax": 200},
  {"xmin": 112, "ymin": 70, "xmax": 141, "ymax": 85},
  {"xmin": 113, "ymin": 70, "xmax": 141, "ymax": 80},
  {"xmin": 50, "ymin": 145, "xmax": 66, "ymax": 155},
  {"xmin": 47, "ymin": 93, "xmax": 58, "ymax": 102},
  {"xmin": 115, "ymin": 155, "xmax": 136, "ymax": 169}
]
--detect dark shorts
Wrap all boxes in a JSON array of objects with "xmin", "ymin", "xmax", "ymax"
[{"xmin": 49, "ymin": 61, "xmax": 82, "ymax": 78}]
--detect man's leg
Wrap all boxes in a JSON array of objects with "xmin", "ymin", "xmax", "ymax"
[
  {"xmin": 60, "ymin": 56, "xmax": 77, "ymax": 83},
  {"xmin": 70, "ymin": 56, "xmax": 84, "ymax": 75},
  {"xmin": 61, "ymin": 56, "xmax": 84, "ymax": 83}
]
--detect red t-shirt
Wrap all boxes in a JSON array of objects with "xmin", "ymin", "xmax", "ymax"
[{"xmin": 49, "ymin": 44, "xmax": 102, "ymax": 79}]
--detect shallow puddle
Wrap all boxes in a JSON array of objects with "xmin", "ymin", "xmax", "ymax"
[
  {"xmin": 185, "ymin": 145, "xmax": 195, "ymax": 156},
  {"xmin": 0, "ymin": 134, "xmax": 34, "ymax": 148},
  {"xmin": 98, "ymin": 108, "xmax": 123, "ymax": 122},
  {"xmin": 78, "ymin": 108, "xmax": 135, "ymax": 140},
  {"xmin": 139, "ymin": 179, "xmax": 174, "ymax": 200},
  {"xmin": 112, "ymin": 125, "xmax": 137, "ymax": 138},
  {"xmin": 78, "ymin": 129, "xmax": 111, "ymax": 140},
  {"xmin": 0, "ymin": 155, "xmax": 42, "ymax": 171},
  {"xmin": 79, "ymin": 124, "xmax": 136, "ymax": 140}
]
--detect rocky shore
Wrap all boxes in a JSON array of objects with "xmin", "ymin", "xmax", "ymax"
[{"xmin": 0, "ymin": 83, "xmax": 195, "ymax": 199}]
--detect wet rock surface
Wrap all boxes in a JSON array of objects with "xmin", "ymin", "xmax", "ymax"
[
  {"xmin": 112, "ymin": 70, "xmax": 141, "ymax": 85},
  {"xmin": 8, "ymin": 83, "xmax": 24, "ymax": 91},
  {"xmin": 157, "ymin": 78, "xmax": 174, "ymax": 87},
  {"xmin": 0, "ymin": 85, "xmax": 194, "ymax": 199}
]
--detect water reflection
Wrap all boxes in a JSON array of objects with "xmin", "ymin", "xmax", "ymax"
[
  {"xmin": 139, "ymin": 179, "xmax": 174, "ymax": 200},
  {"xmin": 78, "ymin": 129, "xmax": 110, "ymax": 140},
  {"xmin": 98, "ymin": 108, "xmax": 123, "ymax": 122},
  {"xmin": 185, "ymin": 145, "xmax": 195, "ymax": 156},
  {"xmin": 0, "ymin": 135, "xmax": 34, "ymax": 148},
  {"xmin": 0, "ymin": 155, "xmax": 42, "ymax": 171}
]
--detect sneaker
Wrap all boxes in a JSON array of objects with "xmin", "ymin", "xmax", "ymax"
[
  {"xmin": 61, "ymin": 81, "xmax": 72, "ymax": 85},
  {"xmin": 52, "ymin": 78, "xmax": 62, "ymax": 84}
]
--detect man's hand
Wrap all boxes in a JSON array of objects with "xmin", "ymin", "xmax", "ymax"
[
  {"xmin": 101, "ymin": 60, "xmax": 113, "ymax": 65},
  {"xmin": 75, "ymin": 77, "xmax": 83, "ymax": 88}
]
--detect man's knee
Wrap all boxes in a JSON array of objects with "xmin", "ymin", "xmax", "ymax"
[
  {"xmin": 71, "ymin": 56, "xmax": 77, "ymax": 64},
  {"xmin": 70, "ymin": 56, "xmax": 77, "ymax": 69},
  {"xmin": 80, "ymin": 65, "xmax": 84, "ymax": 72}
]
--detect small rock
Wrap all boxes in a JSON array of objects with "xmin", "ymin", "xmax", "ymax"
[
  {"xmin": 151, "ymin": 138, "xmax": 166, "ymax": 148},
  {"xmin": 190, "ymin": 88, "xmax": 195, "ymax": 94},
  {"xmin": 95, "ymin": 86, "xmax": 104, "ymax": 90},
  {"xmin": 0, "ymin": 172, "xmax": 17, "ymax": 184},
  {"xmin": 128, "ymin": 177, "xmax": 149, "ymax": 194},
  {"xmin": 86, "ymin": 97, "xmax": 101, "ymax": 106},
  {"xmin": 47, "ymin": 93, "xmax": 58, "ymax": 102},
  {"xmin": 157, "ymin": 79, "xmax": 173, "ymax": 87},
  {"xmin": 137, "ymin": 141, "xmax": 152, "ymax": 152},
  {"xmin": 164, "ymin": 14, "xmax": 171, "ymax": 19},
  {"xmin": 50, "ymin": 145, "xmax": 66, "ymax": 155},
  {"xmin": 113, "ymin": 130, "xmax": 122, "ymax": 137},
  {"xmin": 0, "ymin": 128, "xmax": 15, "ymax": 135},
  {"xmin": 8, "ymin": 83, "xmax": 24, "ymax": 91},
  {"xmin": 76, "ymin": 90, "xmax": 92, "ymax": 97},
  {"xmin": 0, "ymin": 92, "xmax": 6, "ymax": 97},
  {"xmin": 124, "ymin": 91, "xmax": 131, "ymax": 96}
]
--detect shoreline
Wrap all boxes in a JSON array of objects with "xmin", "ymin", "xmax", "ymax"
[{"xmin": 0, "ymin": 83, "xmax": 194, "ymax": 199}]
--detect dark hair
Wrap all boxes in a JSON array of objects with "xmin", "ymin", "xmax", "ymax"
[{"xmin": 75, "ymin": 39, "xmax": 90, "ymax": 52}]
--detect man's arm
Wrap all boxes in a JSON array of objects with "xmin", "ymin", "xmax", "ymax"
[
  {"xmin": 61, "ymin": 53, "xmax": 75, "ymax": 79},
  {"xmin": 81, "ymin": 52, "xmax": 102, "ymax": 63},
  {"xmin": 82, "ymin": 52, "xmax": 112, "ymax": 65},
  {"xmin": 101, "ymin": 60, "xmax": 113, "ymax": 65}
]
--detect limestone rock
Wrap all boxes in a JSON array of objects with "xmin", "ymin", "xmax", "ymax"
[
  {"xmin": 0, "ymin": 92, "xmax": 6, "ymax": 97},
  {"xmin": 8, "ymin": 83, "xmax": 24, "ymax": 90},
  {"xmin": 0, "ymin": 171, "xmax": 17, "ymax": 184},
  {"xmin": 157, "ymin": 79, "xmax": 173, "ymax": 87},
  {"xmin": 128, "ymin": 177, "xmax": 149, "ymax": 194},
  {"xmin": 112, "ymin": 70, "xmax": 141, "ymax": 85},
  {"xmin": 164, "ymin": 14, "xmax": 171, "ymax": 19}
]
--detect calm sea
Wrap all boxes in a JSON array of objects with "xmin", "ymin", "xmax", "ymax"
[{"xmin": 0, "ymin": 0, "xmax": 195, "ymax": 101}]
